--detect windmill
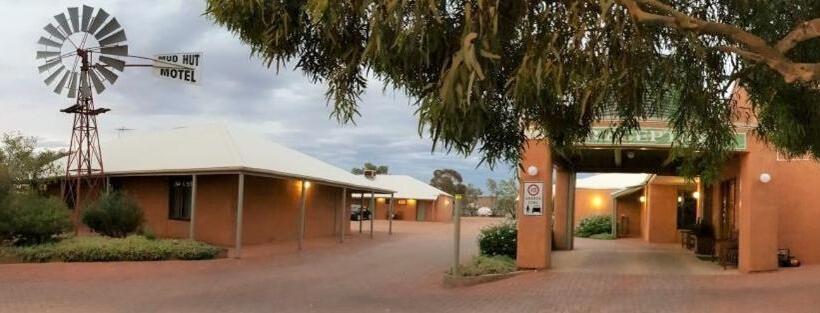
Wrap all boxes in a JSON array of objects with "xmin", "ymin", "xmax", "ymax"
[{"xmin": 36, "ymin": 5, "xmax": 200, "ymax": 212}]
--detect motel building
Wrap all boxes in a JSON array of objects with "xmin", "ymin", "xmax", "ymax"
[
  {"xmin": 59, "ymin": 125, "xmax": 396, "ymax": 257},
  {"xmin": 518, "ymin": 87, "xmax": 820, "ymax": 273},
  {"xmin": 351, "ymin": 174, "xmax": 454, "ymax": 222}
]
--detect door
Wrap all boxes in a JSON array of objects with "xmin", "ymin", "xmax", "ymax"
[
  {"xmin": 719, "ymin": 179, "xmax": 737, "ymax": 239},
  {"xmin": 416, "ymin": 202, "xmax": 426, "ymax": 221}
]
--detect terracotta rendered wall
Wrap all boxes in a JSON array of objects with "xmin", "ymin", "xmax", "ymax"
[
  {"xmin": 573, "ymin": 188, "xmax": 617, "ymax": 226},
  {"xmin": 553, "ymin": 169, "xmax": 570, "ymax": 250},
  {"xmin": 241, "ymin": 176, "xmax": 344, "ymax": 244},
  {"xmin": 117, "ymin": 174, "xmax": 348, "ymax": 247},
  {"xmin": 616, "ymin": 194, "xmax": 642, "ymax": 238},
  {"xmin": 393, "ymin": 200, "xmax": 418, "ymax": 221},
  {"xmin": 431, "ymin": 195, "xmax": 454, "ymax": 222},
  {"xmin": 644, "ymin": 183, "xmax": 679, "ymax": 243},
  {"xmin": 516, "ymin": 139, "xmax": 553, "ymax": 269},
  {"xmin": 730, "ymin": 133, "xmax": 820, "ymax": 269},
  {"xmin": 116, "ymin": 175, "xmax": 237, "ymax": 246}
]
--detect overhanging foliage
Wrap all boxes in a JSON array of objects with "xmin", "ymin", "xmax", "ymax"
[{"xmin": 206, "ymin": 0, "xmax": 820, "ymax": 180}]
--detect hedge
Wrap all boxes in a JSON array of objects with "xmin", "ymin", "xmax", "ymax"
[
  {"xmin": 11, "ymin": 235, "xmax": 223, "ymax": 263},
  {"xmin": 575, "ymin": 215, "xmax": 612, "ymax": 238}
]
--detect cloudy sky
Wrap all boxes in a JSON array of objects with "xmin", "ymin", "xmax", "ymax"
[{"xmin": 0, "ymin": 0, "xmax": 515, "ymax": 190}]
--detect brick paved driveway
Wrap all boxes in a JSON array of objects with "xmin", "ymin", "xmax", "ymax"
[{"xmin": 1, "ymin": 217, "xmax": 819, "ymax": 313}]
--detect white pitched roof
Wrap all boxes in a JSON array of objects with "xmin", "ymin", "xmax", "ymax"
[
  {"xmin": 575, "ymin": 173, "xmax": 650, "ymax": 190},
  {"xmin": 100, "ymin": 125, "xmax": 392, "ymax": 193},
  {"xmin": 356, "ymin": 175, "xmax": 451, "ymax": 200}
]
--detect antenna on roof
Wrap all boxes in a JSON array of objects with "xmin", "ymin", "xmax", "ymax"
[{"xmin": 115, "ymin": 126, "xmax": 133, "ymax": 138}]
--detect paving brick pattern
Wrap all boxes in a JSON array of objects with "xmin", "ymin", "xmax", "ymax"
[{"xmin": 1, "ymin": 218, "xmax": 819, "ymax": 313}]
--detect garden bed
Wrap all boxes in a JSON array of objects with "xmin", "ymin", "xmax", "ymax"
[
  {"xmin": 1, "ymin": 235, "xmax": 225, "ymax": 263},
  {"xmin": 443, "ymin": 255, "xmax": 530, "ymax": 288}
]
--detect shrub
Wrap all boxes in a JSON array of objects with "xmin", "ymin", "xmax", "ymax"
[
  {"xmin": 575, "ymin": 215, "xmax": 612, "ymax": 238},
  {"xmin": 589, "ymin": 233, "xmax": 616, "ymax": 240},
  {"xmin": 8, "ymin": 235, "xmax": 222, "ymax": 262},
  {"xmin": 478, "ymin": 221, "xmax": 517, "ymax": 258},
  {"xmin": 451, "ymin": 255, "xmax": 517, "ymax": 277},
  {"xmin": 0, "ymin": 194, "xmax": 73, "ymax": 246},
  {"xmin": 82, "ymin": 192, "xmax": 144, "ymax": 238}
]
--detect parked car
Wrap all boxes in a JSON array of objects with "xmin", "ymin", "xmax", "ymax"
[
  {"xmin": 477, "ymin": 207, "xmax": 493, "ymax": 217},
  {"xmin": 350, "ymin": 207, "xmax": 372, "ymax": 221}
]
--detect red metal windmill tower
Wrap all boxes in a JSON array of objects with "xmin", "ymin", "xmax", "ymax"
[{"xmin": 36, "ymin": 5, "xmax": 128, "ymax": 212}]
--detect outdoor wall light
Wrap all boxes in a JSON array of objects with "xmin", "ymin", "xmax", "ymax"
[
  {"xmin": 626, "ymin": 151, "xmax": 636, "ymax": 159},
  {"xmin": 692, "ymin": 191, "xmax": 700, "ymax": 199},
  {"xmin": 591, "ymin": 196, "xmax": 603, "ymax": 208},
  {"xmin": 527, "ymin": 165, "xmax": 539, "ymax": 177},
  {"xmin": 303, "ymin": 181, "xmax": 311, "ymax": 188},
  {"xmin": 677, "ymin": 196, "xmax": 683, "ymax": 203},
  {"xmin": 760, "ymin": 173, "xmax": 772, "ymax": 183},
  {"xmin": 639, "ymin": 196, "xmax": 646, "ymax": 203}
]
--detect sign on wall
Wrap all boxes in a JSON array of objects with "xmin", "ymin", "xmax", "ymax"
[
  {"xmin": 153, "ymin": 52, "xmax": 202, "ymax": 85},
  {"xmin": 584, "ymin": 127, "xmax": 747, "ymax": 150},
  {"xmin": 523, "ymin": 182, "xmax": 543, "ymax": 216}
]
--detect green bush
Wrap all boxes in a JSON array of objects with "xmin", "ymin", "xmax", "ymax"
[
  {"xmin": 478, "ymin": 221, "xmax": 517, "ymax": 258},
  {"xmin": 82, "ymin": 192, "xmax": 144, "ymax": 238},
  {"xmin": 9, "ymin": 235, "xmax": 222, "ymax": 262},
  {"xmin": 575, "ymin": 215, "xmax": 612, "ymax": 238},
  {"xmin": 451, "ymin": 255, "xmax": 517, "ymax": 277},
  {"xmin": 0, "ymin": 194, "xmax": 73, "ymax": 246}
]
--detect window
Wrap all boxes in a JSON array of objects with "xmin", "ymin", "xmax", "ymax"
[
  {"xmin": 169, "ymin": 176, "xmax": 192, "ymax": 220},
  {"xmin": 676, "ymin": 191, "xmax": 697, "ymax": 229}
]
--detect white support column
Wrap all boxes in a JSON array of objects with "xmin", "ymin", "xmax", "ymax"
[
  {"xmin": 298, "ymin": 180, "xmax": 308, "ymax": 250},
  {"xmin": 389, "ymin": 193, "xmax": 395, "ymax": 235},
  {"xmin": 340, "ymin": 188, "xmax": 347, "ymax": 243},
  {"xmin": 369, "ymin": 190, "xmax": 375, "ymax": 239},
  {"xmin": 359, "ymin": 193, "xmax": 364, "ymax": 233},
  {"xmin": 234, "ymin": 173, "xmax": 245, "ymax": 258},
  {"xmin": 189, "ymin": 174, "xmax": 198, "ymax": 240}
]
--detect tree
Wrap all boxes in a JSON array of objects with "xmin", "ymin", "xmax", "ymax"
[
  {"xmin": 0, "ymin": 133, "xmax": 64, "ymax": 191},
  {"xmin": 429, "ymin": 169, "xmax": 467, "ymax": 195},
  {"xmin": 495, "ymin": 177, "xmax": 519, "ymax": 218},
  {"xmin": 351, "ymin": 162, "xmax": 389, "ymax": 175},
  {"xmin": 207, "ymin": 1, "xmax": 820, "ymax": 181}
]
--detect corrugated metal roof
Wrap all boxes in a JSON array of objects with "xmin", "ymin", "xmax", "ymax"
[
  {"xmin": 575, "ymin": 173, "xmax": 650, "ymax": 190},
  {"xmin": 100, "ymin": 125, "xmax": 393, "ymax": 193},
  {"xmin": 352, "ymin": 175, "xmax": 451, "ymax": 200}
]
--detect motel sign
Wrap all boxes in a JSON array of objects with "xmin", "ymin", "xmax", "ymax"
[{"xmin": 153, "ymin": 52, "xmax": 202, "ymax": 85}]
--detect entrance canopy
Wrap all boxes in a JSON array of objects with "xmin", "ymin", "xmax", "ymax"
[{"xmin": 553, "ymin": 127, "xmax": 748, "ymax": 174}]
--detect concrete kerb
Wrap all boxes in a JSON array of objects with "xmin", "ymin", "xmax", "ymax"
[{"xmin": 442, "ymin": 270, "xmax": 536, "ymax": 288}]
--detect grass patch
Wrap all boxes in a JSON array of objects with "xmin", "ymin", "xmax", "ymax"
[
  {"xmin": 8, "ymin": 235, "xmax": 223, "ymax": 263},
  {"xmin": 589, "ymin": 233, "xmax": 616, "ymax": 240},
  {"xmin": 450, "ymin": 255, "xmax": 517, "ymax": 277}
]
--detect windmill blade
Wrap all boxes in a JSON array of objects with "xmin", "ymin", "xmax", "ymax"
[
  {"xmin": 100, "ymin": 45, "xmax": 128, "ymax": 57},
  {"xmin": 68, "ymin": 7, "xmax": 79, "ymax": 33},
  {"xmin": 99, "ymin": 55, "xmax": 125, "ymax": 71},
  {"xmin": 44, "ymin": 66, "xmax": 66, "ymax": 85},
  {"xmin": 67, "ymin": 72, "xmax": 78, "ymax": 98},
  {"xmin": 37, "ymin": 37, "xmax": 62, "ymax": 48},
  {"xmin": 43, "ymin": 24, "xmax": 66, "ymax": 41},
  {"xmin": 95, "ymin": 17, "xmax": 120, "ymax": 39},
  {"xmin": 98, "ymin": 30, "xmax": 126, "ymax": 47},
  {"xmin": 53, "ymin": 71, "xmax": 70, "ymax": 94},
  {"xmin": 96, "ymin": 65, "xmax": 119, "ymax": 83},
  {"xmin": 81, "ymin": 5, "xmax": 93, "ymax": 32},
  {"xmin": 54, "ymin": 13, "xmax": 73, "ymax": 36},
  {"xmin": 87, "ymin": 9, "xmax": 108, "ymax": 35},
  {"xmin": 89, "ymin": 69, "xmax": 105, "ymax": 94},
  {"xmin": 37, "ymin": 59, "xmax": 61, "ymax": 73},
  {"xmin": 36, "ymin": 50, "xmax": 61, "ymax": 59}
]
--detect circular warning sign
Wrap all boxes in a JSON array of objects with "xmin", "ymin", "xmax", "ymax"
[{"xmin": 527, "ymin": 184, "xmax": 540, "ymax": 196}]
